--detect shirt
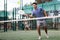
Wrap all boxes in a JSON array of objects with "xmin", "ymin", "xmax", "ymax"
[
  {"xmin": 32, "ymin": 7, "xmax": 45, "ymax": 21},
  {"xmin": 32, "ymin": 7, "xmax": 44, "ymax": 17}
]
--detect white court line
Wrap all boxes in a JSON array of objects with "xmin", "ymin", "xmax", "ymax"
[{"xmin": 0, "ymin": 16, "xmax": 60, "ymax": 23}]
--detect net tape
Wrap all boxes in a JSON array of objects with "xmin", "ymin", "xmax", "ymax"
[{"xmin": 0, "ymin": 16, "xmax": 60, "ymax": 23}]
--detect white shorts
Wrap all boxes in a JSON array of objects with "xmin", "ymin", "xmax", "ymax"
[
  {"xmin": 37, "ymin": 20, "xmax": 46, "ymax": 26},
  {"xmin": 24, "ymin": 22, "xmax": 29, "ymax": 27}
]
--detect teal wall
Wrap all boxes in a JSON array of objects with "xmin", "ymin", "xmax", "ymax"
[
  {"xmin": 23, "ymin": 1, "xmax": 60, "ymax": 14},
  {"xmin": 0, "ymin": 11, "xmax": 4, "ymax": 17},
  {"xmin": 0, "ymin": 0, "xmax": 60, "ymax": 17},
  {"xmin": 23, "ymin": 5, "xmax": 33, "ymax": 14},
  {"xmin": 0, "ymin": 11, "xmax": 9, "ymax": 17}
]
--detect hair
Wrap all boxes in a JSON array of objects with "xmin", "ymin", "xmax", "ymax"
[{"xmin": 32, "ymin": 2, "xmax": 37, "ymax": 5}]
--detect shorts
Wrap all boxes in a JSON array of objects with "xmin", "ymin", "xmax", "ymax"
[
  {"xmin": 37, "ymin": 20, "xmax": 46, "ymax": 26},
  {"xmin": 24, "ymin": 22, "xmax": 30, "ymax": 27},
  {"xmin": 25, "ymin": 24, "xmax": 29, "ymax": 27}
]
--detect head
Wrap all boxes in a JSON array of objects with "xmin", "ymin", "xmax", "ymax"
[{"xmin": 32, "ymin": 2, "xmax": 37, "ymax": 9}]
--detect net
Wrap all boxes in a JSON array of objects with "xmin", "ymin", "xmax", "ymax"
[
  {"xmin": 0, "ymin": 16, "xmax": 60, "ymax": 32},
  {"xmin": 0, "ymin": 16, "xmax": 60, "ymax": 23}
]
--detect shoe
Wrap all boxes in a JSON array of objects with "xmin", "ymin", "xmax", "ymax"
[
  {"xmin": 38, "ymin": 36, "xmax": 41, "ymax": 40},
  {"xmin": 46, "ymin": 34, "xmax": 49, "ymax": 38}
]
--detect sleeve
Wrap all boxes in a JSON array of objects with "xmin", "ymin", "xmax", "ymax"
[
  {"xmin": 40, "ymin": 8, "xmax": 44, "ymax": 12},
  {"xmin": 31, "ymin": 11, "xmax": 36, "ymax": 17},
  {"xmin": 40, "ymin": 8, "xmax": 48, "ymax": 16},
  {"xmin": 40, "ymin": 7, "xmax": 45, "ymax": 13}
]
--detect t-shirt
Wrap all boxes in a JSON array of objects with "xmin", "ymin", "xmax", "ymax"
[{"xmin": 32, "ymin": 7, "xmax": 45, "ymax": 21}]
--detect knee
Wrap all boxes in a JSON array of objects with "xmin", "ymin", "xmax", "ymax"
[
  {"xmin": 37, "ymin": 25, "xmax": 40, "ymax": 29},
  {"xmin": 44, "ymin": 26, "xmax": 47, "ymax": 29}
]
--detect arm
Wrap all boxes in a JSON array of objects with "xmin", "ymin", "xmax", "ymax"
[
  {"xmin": 23, "ymin": 14, "xmax": 33, "ymax": 18},
  {"xmin": 23, "ymin": 14, "xmax": 28, "ymax": 16},
  {"xmin": 44, "ymin": 10, "xmax": 48, "ymax": 17},
  {"xmin": 28, "ymin": 12, "xmax": 35, "ymax": 18},
  {"xmin": 28, "ymin": 15, "xmax": 33, "ymax": 18}
]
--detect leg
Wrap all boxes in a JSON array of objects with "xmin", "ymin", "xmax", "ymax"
[
  {"xmin": 37, "ymin": 21, "xmax": 41, "ymax": 39},
  {"xmin": 44, "ymin": 26, "xmax": 49, "ymax": 38},
  {"xmin": 26, "ymin": 24, "xmax": 30, "ymax": 30},
  {"xmin": 43, "ymin": 20, "xmax": 49, "ymax": 38},
  {"xmin": 28, "ymin": 27, "xmax": 30, "ymax": 30},
  {"xmin": 44, "ymin": 26, "xmax": 47, "ymax": 34},
  {"xmin": 37, "ymin": 25, "xmax": 41, "ymax": 36},
  {"xmin": 24, "ymin": 26, "xmax": 27, "ymax": 31}
]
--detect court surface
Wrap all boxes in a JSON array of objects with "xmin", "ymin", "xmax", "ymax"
[{"xmin": 0, "ymin": 30, "xmax": 60, "ymax": 40}]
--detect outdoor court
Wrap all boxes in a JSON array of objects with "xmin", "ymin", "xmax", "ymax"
[{"xmin": 0, "ymin": 30, "xmax": 60, "ymax": 40}]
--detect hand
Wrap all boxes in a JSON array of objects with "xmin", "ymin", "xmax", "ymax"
[
  {"xmin": 45, "ymin": 16, "xmax": 48, "ymax": 17},
  {"xmin": 23, "ymin": 14, "xmax": 28, "ymax": 16}
]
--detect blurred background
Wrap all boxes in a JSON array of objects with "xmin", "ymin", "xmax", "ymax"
[{"xmin": 0, "ymin": 0, "xmax": 60, "ymax": 32}]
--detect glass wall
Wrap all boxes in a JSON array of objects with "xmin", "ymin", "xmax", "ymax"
[
  {"xmin": 0, "ymin": 0, "xmax": 4, "ymax": 17},
  {"xmin": 0, "ymin": 0, "xmax": 60, "ymax": 31},
  {"xmin": 56, "ymin": 4, "xmax": 60, "ymax": 10}
]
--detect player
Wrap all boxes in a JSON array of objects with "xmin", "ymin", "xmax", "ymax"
[
  {"xmin": 27, "ymin": 2, "xmax": 49, "ymax": 39},
  {"xmin": 23, "ymin": 16, "xmax": 30, "ymax": 31}
]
